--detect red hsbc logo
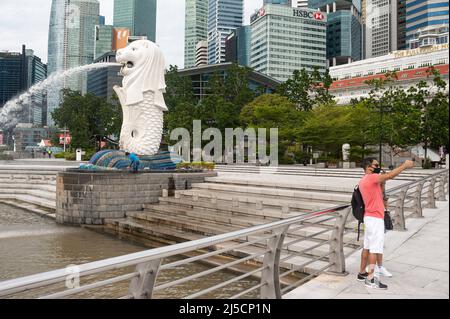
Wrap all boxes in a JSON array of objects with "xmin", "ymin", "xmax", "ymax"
[
  {"xmin": 293, "ymin": 9, "xmax": 325, "ymax": 21},
  {"xmin": 314, "ymin": 12, "xmax": 324, "ymax": 20}
]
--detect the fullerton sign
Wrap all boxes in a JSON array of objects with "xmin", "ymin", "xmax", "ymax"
[{"xmin": 393, "ymin": 43, "xmax": 449, "ymax": 58}]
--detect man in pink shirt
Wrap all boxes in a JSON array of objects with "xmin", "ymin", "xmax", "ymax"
[{"xmin": 357, "ymin": 157, "xmax": 414, "ymax": 289}]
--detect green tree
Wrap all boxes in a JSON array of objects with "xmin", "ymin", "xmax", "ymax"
[
  {"xmin": 277, "ymin": 68, "xmax": 334, "ymax": 111},
  {"xmin": 51, "ymin": 89, "xmax": 122, "ymax": 149},
  {"xmin": 277, "ymin": 69, "xmax": 313, "ymax": 111},
  {"xmin": 300, "ymin": 102, "xmax": 353, "ymax": 158},
  {"xmin": 363, "ymin": 71, "xmax": 422, "ymax": 165},
  {"xmin": 241, "ymin": 94, "xmax": 305, "ymax": 162},
  {"xmin": 408, "ymin": 67, "xmax": 449, "ymax": 160}
]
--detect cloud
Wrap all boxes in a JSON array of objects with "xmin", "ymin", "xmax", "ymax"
[{"xmin": 0, "ymin": 0, "xmax": 264, "ymax": 67}]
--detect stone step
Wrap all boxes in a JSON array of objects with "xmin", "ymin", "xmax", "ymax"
[
  {"xmin": 0, "ymin": 199, "xmax": 56, "ymax": 218},
  {"xmin": 0, "ymin": 176, "xmax": 57, "ymax": 183},
  {"xmin": 128, "ymin": 209, "xmax": 359, "ymax": 257},
  {"xmin": 155, "ymin": 196, "xmax": 302, "ymax": 219},
  {"xmin": 127, "ymin": 210, "xmax": 240, "ymax": 237},
  {"xmin": 214, "ymin": 169, "xmax": 420, "ymax": 181},
  {"xmin": 0, "ymin": 182, "xmax": 56, "ymax": 192},
  {"xmin": 0, "ymin": 194, "xmax": 55, "ymax": 210},
  {"xmin": 214, "ymin": 166, "xmax": 428, "ymax": 181},
  {"xmin": 0, "ymin": 178, "xmax": 56, "ymax": 185},
  {"xmin": 0, "ymin": 189, "xmax": 56, "ymax": 201},
  {"xmin": 105, "ymin": 218, "xmax": 203, "ymax": 243},
  {"xmin": 176, "ymin": 189, "xmax": 336, "ymax": 212},
  {"xmin": 191, "ymin": 182, "xmax": 352, "ymax": 203},
  {"xmin": 144, "ymin": 204, "xmax": 276, "ymax": 227},
  {"xmin": 205, "ymin": 176, "xmax": 356, "ymax": 194},
  {"xmin": 104, "ymin": 218, "xmax": 333, "ymax": 274},
  {"xmin": 144, "ymin": 203, "xmax": 359, "ymax": 246}
]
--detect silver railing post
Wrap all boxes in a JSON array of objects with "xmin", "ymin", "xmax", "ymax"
[
  {"xmin": 260, "ymin": 226, "xmax": 289, "ymax": 299},
  {"xmin": 411, "ymin": 181, "xmax": 426, "ymax": 218},
  {"xmin": 328, "ymin": 207, "xmax": 352, "ymax": 275},
  {"xmin": 393, "ymin": 188, "xmax": 407, "ymax": 231},
  {"xmin": 128, "ymin": 259, "xmax": 161, "ymax": 299},
  {"xmin": 445, "ymin": 172, "xmax": 449, "ymax": 195},
  {"xmin": 426, "ymin": 177, "xmax": 437, "ymax": 208},
  {"xmin": 437, "ymin": 173, "xmax": 447, "ymax": 202}
]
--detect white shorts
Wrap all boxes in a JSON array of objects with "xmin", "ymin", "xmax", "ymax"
[{"xmin": 363, "ymin": 216, "xmax": 385, "ymax": 254}]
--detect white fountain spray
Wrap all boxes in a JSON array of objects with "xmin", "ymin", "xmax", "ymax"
[{"xmin": 0, "ymin": 62, "xmax": 122, "ymax": 129}]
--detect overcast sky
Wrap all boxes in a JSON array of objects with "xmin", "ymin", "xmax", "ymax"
[{"xmin": 0, "ymin": 0, "xmax": 263, "ymax": 68}]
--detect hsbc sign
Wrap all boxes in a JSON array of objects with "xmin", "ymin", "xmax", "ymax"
[{"xmin": 293, "ymin": 9, "xmax": 325, "ymax": 21}]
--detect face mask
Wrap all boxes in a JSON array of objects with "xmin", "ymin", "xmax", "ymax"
[{"xmin": 373, "ymin": 167, "xmax": 381, "ymax": 174}]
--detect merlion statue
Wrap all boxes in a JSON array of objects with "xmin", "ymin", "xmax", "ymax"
[
  {"xmin": 113, "ymin": 40, "xmax": 168, "ymax": 156},
  {"xmin": 342, "ymin": 144, "xmax": 350, "ymax": 162},
  {"xmin": 88, "ymin": 40, "xmax": 181, "ymax": 170}
]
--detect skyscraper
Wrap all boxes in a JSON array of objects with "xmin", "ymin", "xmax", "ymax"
[
  {"xmin": 406, "ymin": 0, "xmax": 449, "ymax": 42},
  {"xmin": 0, "ymin": 46, "xmax": 47, "ymax": 125},
  {"xmin": 292, "ymin": 0, "xmax": 308, "ymax": 7},
  {"xmin": 207, "ymin": 0, "xmax": 244, "ymax": 65},
  {"xmin": 397, "ymin": 0, "xmax": 407, "ymax": 50},
  {"xmin": 364, "ymin": 0, "xmax": 398, "ymax": 58},
  {"xmin": 309, "ymin": 0, "xmax": 363, "ymax": 66},
  {"xmin": 113, "ymin": 0, "xmax": 157, "ymax": 42},
  {"xmin": 47, "ymin": 0, "xmax": 100, "ymax": 126},
  {"xmin": 225, "ymin": 26, "xmax": 251, "ymax": 67},
  {"xmin": 185, "ymin": 0, "xmax": 209, "ymax": 68},
  {"xmin": 95, "ymin": 25, "xmax": 114, "ymax": 59},
  {"xmin": 196, "ymin": 40, "xmax": 208, "ymax": 66},
  {"xmin": 250, "ymin": 4, "xmax": 327, "ymax": 81},
  {"xmin": 264, "ymin": 0, "xmax": 292, "ymax": 5}
]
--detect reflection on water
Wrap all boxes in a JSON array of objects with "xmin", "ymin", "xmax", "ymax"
[{"xmin": 0, "ymin": 203, "xmax": 258, "ymax": 299}]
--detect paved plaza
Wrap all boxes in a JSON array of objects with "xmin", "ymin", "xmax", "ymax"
[{"xmin": 284, "ymin": 196, "xmax": 449, "ymax": 299}]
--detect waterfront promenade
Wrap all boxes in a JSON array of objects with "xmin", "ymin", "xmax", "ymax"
[{"xmin": 284, "ymin": 196, "xmax": 449, "ymax": 299}]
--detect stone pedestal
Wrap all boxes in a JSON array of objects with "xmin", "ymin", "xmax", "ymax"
[{"xmin": 56, "ymin": 170, "xmax": 216, "ymax": 225}]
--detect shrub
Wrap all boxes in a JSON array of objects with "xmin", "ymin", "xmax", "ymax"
[
  {"xmin": 0, "ymin": 153, "xmax": 14, "ymax": 161},
  {"xmin": 176, "ymin": 162, "xmax": 215, "ymax": 171}
]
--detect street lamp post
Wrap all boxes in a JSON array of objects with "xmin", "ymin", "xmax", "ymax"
[
  {"xmin": 379, "ymin": 103, "xmax": 383, "ymax": 165},
  {"xmin": 61, "ymin": 127, "xmax": 69, "ymax": 152}
]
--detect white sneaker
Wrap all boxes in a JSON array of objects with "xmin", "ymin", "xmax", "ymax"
[{"xmin": 375, "ymin": 265, "xmax": 393, "ymax": 277}]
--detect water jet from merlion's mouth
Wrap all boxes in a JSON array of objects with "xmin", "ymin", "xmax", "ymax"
[{"xmin": 0, "ymin": 62, "xmax": 122, "ymax": 130}]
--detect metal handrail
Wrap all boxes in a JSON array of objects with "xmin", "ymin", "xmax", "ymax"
[
  {"xmin": 0, "ymin": 204, "xmax": 350, "ymax": 298},
  {"xmin": 385, "ymin": 169, "xmax": 447, "ymax": 194},
  {"xmin": 0, "ymin": 169, "xmax": 447, "ymax": 299}
]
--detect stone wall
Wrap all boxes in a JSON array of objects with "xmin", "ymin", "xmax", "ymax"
[{"xmin": 56, "ymin": 170, "xmax": 216, "ymax": 225}]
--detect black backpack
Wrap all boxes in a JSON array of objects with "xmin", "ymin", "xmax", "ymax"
[{"xmin": 351, "ymin": 185, "xmax": 365, "ymax": 241}]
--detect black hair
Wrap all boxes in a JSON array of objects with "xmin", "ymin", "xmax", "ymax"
[
  {"xmin": 125, "ymin": 152, "xmax": 130, "ymax": 156},
  {"xmin": 362, "ymin": 157, "xmax": 378, "ymax": 171}
]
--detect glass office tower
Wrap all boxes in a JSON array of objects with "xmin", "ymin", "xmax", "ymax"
[
  {"xmin": 113, "ymin": 0, "xmax": 157, "ymax": 42},
  {"xmin": 207, "ymin": 0, "xmax": 244, "ymax": 64},
  {"xmin": 185, "ymin": 0, "xmax": 209, "ymax": 68}
]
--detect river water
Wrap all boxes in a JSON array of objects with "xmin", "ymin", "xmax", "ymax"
[{"xmin": 0, "ymin": 203, "xmax": 258, "ymax": 299}]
